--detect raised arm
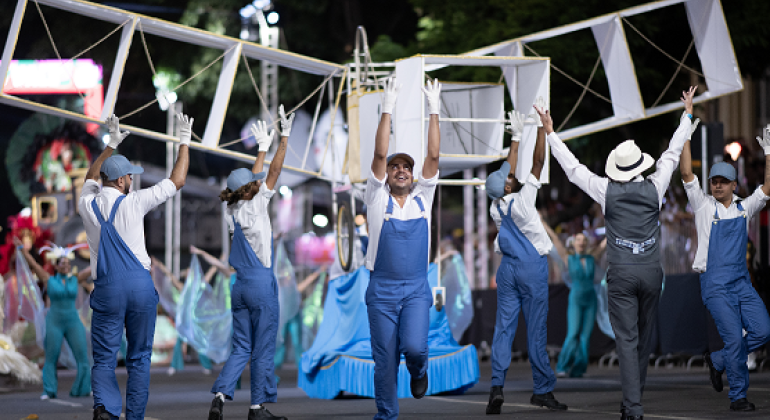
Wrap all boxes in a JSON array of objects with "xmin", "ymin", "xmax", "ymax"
[
  {"xmin": 297, "ymin": 265, "xmax": 327, "ymax": 293},
  {"xmin": 169, "ymin": 113, "xmax": 192, "ymax": 190},
  {"xmin": 506, "ymin": 110, "xmax": 524, "ymax": 179},
  {"xmin": 534, "ymin": 105, "xmax": 609, "ymax": 210},
  {"xmin": 591, "ymin": 237, "xmax": 607, "ymax": 260},
  {"xmin": 190, "ymin": 245, "xmax": 234, "ymax": 277},
  {"xmin": 151, "ymin": 255, "xmax": 183, "ymax": 292},
  {"xmin": 77, "ymin": 267, "xmax": 94, "ymax": 293},
  {"xmin": 85, "ymin": 114, "xmax": 129, "ymax": 181},
  {"xmin": 250, "ymin": 119, "xmax": 273, "ymax": 176},
  {"xmin": 531, "ymin": 126, "xmax": 546, "ymax": 180},
  {"xmin": 648, "ymin": 86, "xmax": 696, "ymax": 201},
  {"xmin": 421, "ymin": 79, "xmax": 442, "ymax": 179},
  {"xmin": 13, "ymin": 237, "xmax": 50, "ymax": 283},
  {"xmin": 541, "ymin": 218, "xmax": 568, "ymax": 265},
  {"xmin": 264, "ymin": 105, "xmax": 294, "ymax": 190},
  {"xmin": 373, "ymin": 77, "xmax": 400, "ymax": 180},
  {"xmin": 756, "ymin": 125, "xmax": 770, "ymax": 196}
]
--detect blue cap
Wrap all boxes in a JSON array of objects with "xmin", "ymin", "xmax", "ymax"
[
  {"xmin": 101, "ymin": 155, "xmax": 144, "ymax": 181},
  {"xmin": 226, "ymin": 168, "xmax": 266, "ymax": 191},
  {"xmin": 386, "ymin": 153, "xmax": 415, "ymax": 169},
  {"xmin": 708, "ymin": 162, "xmax": 736, "ymax": 181},
  {"xmin": 485, "ymin": 161, "xmax": 511, "ymax": 199}
]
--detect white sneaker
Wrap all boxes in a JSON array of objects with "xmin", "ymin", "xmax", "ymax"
[
  {"xmin": 40, "ymin": 394, "xmax": 50, "ymax": 400},
  {"xmin": 167, "ymin": 367, "xmax": 176, "ymax": 376},
  {"xmin": 556, "ymin": 371, "xmax": 567, "ymax": 378},
  {"xmin": 202, "ymin": 368, "xmax": 212, "ymax": 375}
]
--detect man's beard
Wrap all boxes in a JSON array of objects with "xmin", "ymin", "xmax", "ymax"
[{"xmin": 122, "ymin": 183, "xmax": 130, "ymax": 194}]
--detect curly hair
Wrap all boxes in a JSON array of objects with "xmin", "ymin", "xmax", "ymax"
[{"xmin": 219, "ymin": 181, "xmax": 258, "ymax": 206}]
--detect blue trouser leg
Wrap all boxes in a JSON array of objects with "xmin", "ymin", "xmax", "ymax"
[
  {"xmin": 124, "ymin": 288, "xmax": 158, "ymax": 420},
  {"xmin": 518, "ymin": 260, "xmax": 556, "ymax": 394},
  {"xmin": 248, "ymin": 301, "xmax": 279, "ymax": 405},
  {"xmin": 490, "ymin": 260, "xmax": 522, "ymax": 387},
  {"xmin": 91, "ymin": 288, "xmax": 126, "ymax": 419},
  {"xmin": 43, "ymin": 313, "xmax": 65, "ymax": 397},
  {"xmin": 63, "ymin": 312, "xmax": 92, "ymax": 397},
  {"xmin": 212, "ymin": 289, "xmax": 252, "ymax": 400},
  {"xmin": 368, "ymin": 302, "xmax": 401, "ymax": 420},
  {"xmin": 171, "ymin": 337, "xmax": 185, "ymax": 370},
  {"xmin": 399, "ymin": 297, "xmax": 430, "ymax": 382},
  {"xmin": 707, "ymin": 277, "xmax": 770, "ymax": 401},
  {"xmin": 212, "ymin": 282, "xmax": 278, "ymax": 405}
]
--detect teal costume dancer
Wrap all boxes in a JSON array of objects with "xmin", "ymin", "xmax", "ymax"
[
  {"xmin": 43, "ymin": 273, "xmax": 91, "ymax": 397},
  {"xmin": 555, "ymin": 254, "xmax": 597, "ymax": 377}
]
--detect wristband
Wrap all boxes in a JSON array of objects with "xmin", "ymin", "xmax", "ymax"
[{"xmin": 686, "ymin": 113, "xmax": 693, "ymax": 119}]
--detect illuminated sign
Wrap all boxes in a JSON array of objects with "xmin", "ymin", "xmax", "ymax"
[{"xmin": 1, "ymin": 59, "xmax": 103, "ymax": 133}]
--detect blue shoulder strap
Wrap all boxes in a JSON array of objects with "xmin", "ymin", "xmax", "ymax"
[
  {"xmin": 90, "ymin": 199, "xmax": 105, "ymax": 225},
  {"xmin": 413, "ymin": 196, "xmax": 425, "ymax": 213},
  {"xmin": 108, "ymin": 195, "xmax": 126, "ymax": 224}
]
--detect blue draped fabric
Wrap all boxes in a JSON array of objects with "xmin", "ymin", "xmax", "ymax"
[{"xmin": 299, "ymin": 264, "xmax": 479, "ymax": 399}]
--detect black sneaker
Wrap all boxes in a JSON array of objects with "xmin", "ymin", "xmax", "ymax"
[
  {"xmin": 530, "ymin": 392, "xmax": 568, "ymax": 410},
  {"xmin": 93, "ymin": 405, "xmax": 112, "ymax": 420},
  {"xmin": 730, "ymin": 398, "xmax": 755, "ymax": 412},
  {"xmin": 248, "ymin": 406, "xmax": 288, "ymax": 420},
  {"xmin": 704, "ymin": 352, "xmax": 724, "ymax": 392},
  {"xmin": 485, "ymin": 386, "xmax": 504, "ymax": 415},
  {"xmin": 208, "ymin": 396, "xmax": 224, "ymax": 420},
  {"xmin": 410, "ymin": 372, "xmax": 428, "ymax": 399}
]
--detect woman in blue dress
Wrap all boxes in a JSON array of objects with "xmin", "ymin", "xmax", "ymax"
[
  {"xmin": 543, "ymin": 227, "xmax": 606, "ymax": 378},
  {"xmin": 15, "ymin": 237, "xmax": 93, "ymax": 398}
]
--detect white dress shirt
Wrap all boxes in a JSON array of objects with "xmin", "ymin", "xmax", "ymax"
[
  {"xmin": 225, "ymin": 182, "xmax": 276, "ymax": 268},
  {"xmin": 684, "ymin": 176, "xmax": 769, "ymax": 272},
  {"xmin": 364, "ymin": 170, "xmax": 438, "ymax": 271},
  {"xmin": 490, "ymin": 173, "xmax": 553, "ymax": 256},
  {"xmin": 79, "ymin": 179, "xmax": 177, "ymax": 279},
  {"xmin": 547, "ymin": 115, "xmax": 692, "ymax": 213}
]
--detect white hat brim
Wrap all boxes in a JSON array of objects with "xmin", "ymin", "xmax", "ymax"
[{"xmin": 605, "ymin": 151, "xmax": 655, "ymax": 182}]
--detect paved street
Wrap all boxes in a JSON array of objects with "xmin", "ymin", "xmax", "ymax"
[{"xmin": 3, "ymin": 359, "xmax": 770, "ymax": 419}]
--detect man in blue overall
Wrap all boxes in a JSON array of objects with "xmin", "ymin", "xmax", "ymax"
[
  {"xmin": 364, "ymin": 76, "xmax": 442, "ymax": 420},
  {"xmin": 79, "ymin": 113, "xmax": 192, "ymax": 420},
  {"xmin": 536, "ymin": 85, "xmax": 697, "ymax": 420},
  {"xmin": 680, "ymin": 124, "xmax": 770, "ymax": 412},
  {"xmin": 484, "ymin": 105, "xmax": 567, "ymax": 415},
  {"xmin": 208, "ymin": 106, "xmax": 293, "ymax": 420}
]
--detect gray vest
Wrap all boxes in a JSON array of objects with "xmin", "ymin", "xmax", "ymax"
[{"xmin": 605, "ymin": 180, "xmax": 660, "ymax": 265}]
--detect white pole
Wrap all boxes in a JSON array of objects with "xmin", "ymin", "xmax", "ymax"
[
  {"xmin": 476, "ymin": 166, "xmax": 489, "ymax": 288},
  {"xmin": 165, "ymin": 107, "xmax": 174, "ymax": 273},
  {"xmin": 173, "ymin": 102, "xmax": 182, "ymax": 279},
  {"xmin": 701, "ymin": 124, "xmax": 708, "ymax": 194},
  {"xmin": 463, "ymin": 168, "xmax": 476, "ymax": 289}
]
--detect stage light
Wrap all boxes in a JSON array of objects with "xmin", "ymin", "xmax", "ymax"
[
  {"xmin": 313, "ymin": 214, "xmax": 329, "ymax": 228},
  {"xmin": 267, "ymin": 11, "xmax": 279, "ymax": 25},
  {"xmin": 725, "ymin": 142, "xmax": 742, "ymax": 161},
  {"xmin": 279, "ymin": 185, "xmax": 293, "ymax": 198}
]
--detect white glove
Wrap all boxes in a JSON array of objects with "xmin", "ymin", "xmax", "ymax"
[
  {"xmin": 756, "ymin": 124, "xmax": 770, "ymax": 155},
  {"xmin": 687, "ymin": 118, "xmax": 700, "ymax": 141},
  {"xmin": 381, "ymin": 77, "xmax": 400, "ymax": 115},
  {"xmin": 506, "ymin": 111, "xmax": 525, "ymax": 142},
  {"xmin": 278, "ymin": 105, "xmax": 295, "ymax": 137},
  {"xmin": 532, "ymin": 96, "xmax": 547, "ymax": 127},
  {"xmin": 422, "ymin": 78, "xmax": 442, "ymax": 115},
  {"xmin": 106, "ymin": 114, "xmax": 130, "ymax": 149},
  {"xmin": 251, "ymin": 120, "xmax": 275, "ymax": 152},
  {"xmin": 176, "ymin": 113, "xmax": 194, "ymax": 146}
]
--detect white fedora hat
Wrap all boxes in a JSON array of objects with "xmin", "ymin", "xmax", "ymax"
[{"xmin": 605, "ymin": 140, "xmax": 654, "ymax": 182}]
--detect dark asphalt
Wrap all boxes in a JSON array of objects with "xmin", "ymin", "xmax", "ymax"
[{"xmin": 2, "ymin": 358, "xmax": 770, "ymax": 419}]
